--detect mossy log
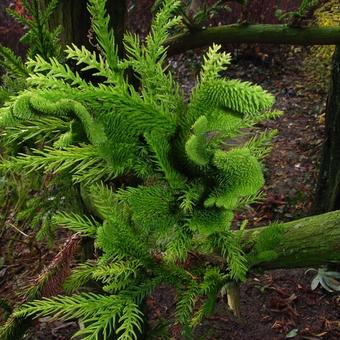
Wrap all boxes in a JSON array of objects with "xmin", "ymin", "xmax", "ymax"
[
  {"xmin": 165, "ymin": 24, "xmax": 340, "ymax": 56},
  {"xmin": 243, "ymin": 210, "xmax": 340, "ymax": 270}
]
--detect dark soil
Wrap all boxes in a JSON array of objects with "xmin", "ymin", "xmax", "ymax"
[{"xmin": 0, "ymin": 43, "xmax": 337, "ymax": 339}]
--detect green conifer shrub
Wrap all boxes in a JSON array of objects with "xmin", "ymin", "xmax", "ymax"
[{"xmin": 0, "ymin": 0, "xmax": 281, "ymax": 338}]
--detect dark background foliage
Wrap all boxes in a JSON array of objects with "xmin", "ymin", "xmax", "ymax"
[
  {"xmin": 0, "ymin": 0, "xmax": 25, "ymax": 57},
  {"xmin": 0, "ymin": 0, "xmax": 305, "ymax": 58}
]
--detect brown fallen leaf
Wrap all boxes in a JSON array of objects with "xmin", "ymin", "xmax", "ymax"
[
  {"xmin": 318, "ymin": 113, "xmax": 325, "ymax": 125},
  {"xmin": 324, "ymin": 319, "xmax": 340, "ymax": 330}
]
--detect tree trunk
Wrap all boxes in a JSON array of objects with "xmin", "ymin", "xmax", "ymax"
[
  {"xmin": 42, "ymin": 0, "xmax": 91, "ymax": 48},
  {"xmin": 165, "ymin": 24, "xmax": 340, "ymax": 56},
  {"xmin": 243, "ymin": 210, "xmax": 340, "ymax": 270},
  {"xmin": 40, "ymin": 0, "xmax": 127, "ymax": 53},
  {"xmin": 106, "ymin": 0, "xmax": 127, "ymax": 57},
  {"xmin": 313, "ymin": 46, "xmax": 340, "ymax": 213}
]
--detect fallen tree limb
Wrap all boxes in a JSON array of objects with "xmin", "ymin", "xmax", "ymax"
[
  {"xmin": 165, "ymin": 24, "xmax": 340, "ymax": 56},
  {"xmin": 244, "ymin": 210, "xmax": 340, "ymax": 270}
]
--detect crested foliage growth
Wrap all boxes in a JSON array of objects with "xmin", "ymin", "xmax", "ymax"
[{"xmin": 0, "ymin": 0, "xmax": 281, "ymax": 338}]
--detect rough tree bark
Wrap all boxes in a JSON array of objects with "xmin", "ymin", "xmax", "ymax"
[
  {"xmin": 42, "ymin": 0, "xmax": 91, "ymax": 48},
  {"xmin": 165, "ymin": 24, "xmax": 340, "ymax": 56},
  {"xmin": 40, "ymin": 0, "xmax": 127, "ymax": 52},
  {"xmin": 313, "ymin": 46, "xmax": 340, "ymax": 213},
  {"xmin": 105, "ymin": 0, "xmax": 127, "ymax": 57}
]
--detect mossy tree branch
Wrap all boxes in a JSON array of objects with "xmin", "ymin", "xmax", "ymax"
[
  {"xmin": 243, "ymin": 210, "xmax": 340, "ymax": 270},
  {"xmin": 165, "ymin": 24, "xmax": 340, "ymax": 56}
]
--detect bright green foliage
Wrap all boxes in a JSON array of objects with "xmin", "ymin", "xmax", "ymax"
[
  {"xmin": 206, "ymin": 148, "xmax": 264, "ymax": 209},
  {"xmin": 0, "ymin": 45, "xmax": 27, "ymax": 107},
  {"xmin": 14, "ymin": 293, "xmax": 143, "ymax": 340},
  {"xmin": 53, "ymin": 212, "xmax": 99, "ymax": 237},
  {"xmin": 246, "ymin": 222, "xmax": 285, "ymax": 266},
  {"xmin": 0, "ymin": 45, "xmax": 29, "ymax": 78},
  {"xmin": 190, "ymin": 267, "xmax": 226, "ymax": 326},
  {"xmin": 185, "ymin": 115, "xmax": 210, "ymax": 166},
  {"xmin": 87, "ymin": 0, "xmax": 120, "ymax": 73},
  {"xmin": 0, "ymin": 0, "xmax": 281, "ymax": 338}
]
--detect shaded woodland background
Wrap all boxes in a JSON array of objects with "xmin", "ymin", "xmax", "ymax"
[{"xmin": 0, "ymin": 0, "xmax": 303, "ymax": 55}]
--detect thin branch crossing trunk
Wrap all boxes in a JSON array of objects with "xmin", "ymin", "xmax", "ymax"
[{"xmin": 165, "ymin": 24, "xmax": 340, "ymax": 56}]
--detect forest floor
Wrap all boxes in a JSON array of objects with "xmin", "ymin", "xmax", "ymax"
[{"xmin": 1, "ymin": 46, "xmax": 339, "ymax": 339}]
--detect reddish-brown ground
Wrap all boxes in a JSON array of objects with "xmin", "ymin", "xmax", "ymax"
[{"xmin": 1, "ymin": 46, "xmax": 338, "ymax": 339}]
